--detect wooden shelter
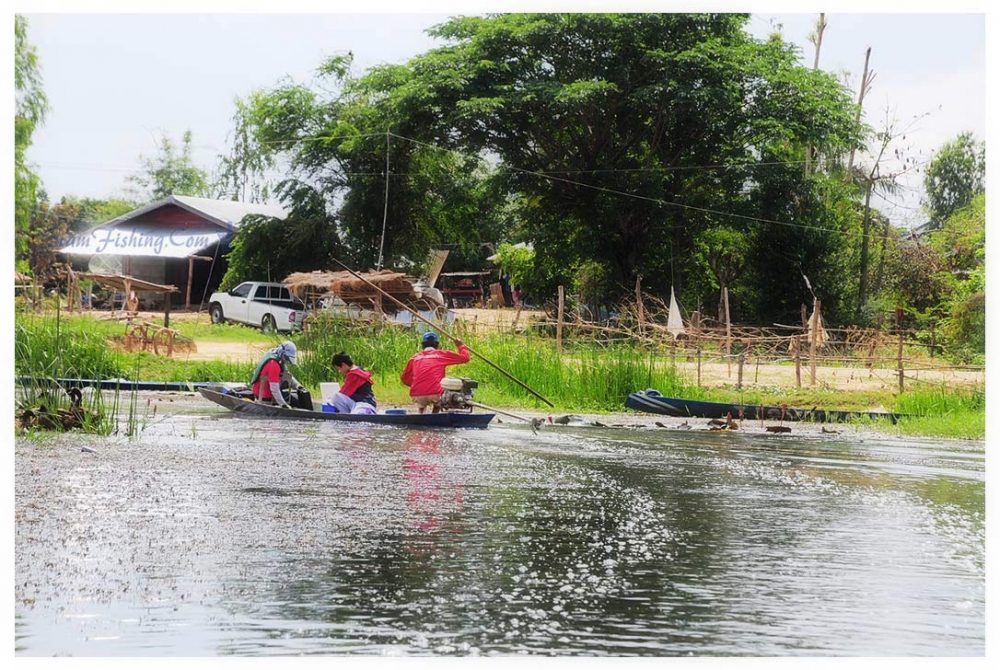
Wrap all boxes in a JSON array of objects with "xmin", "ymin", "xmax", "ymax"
[
  {"xmin": 283, "ymin": 269, "xmax": 442, "ymax": 315},
  {"xmin": 77, "ymin": 272, "xmax": 180, "ymax": 326}
]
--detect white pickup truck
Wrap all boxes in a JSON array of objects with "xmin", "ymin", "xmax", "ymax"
[{"xmin": 208, "ymin": 281, "xmax": 305, "ymax": 333}]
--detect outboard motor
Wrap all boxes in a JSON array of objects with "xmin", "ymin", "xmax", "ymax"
[{"xmin": 440, "ymin": 377, "xmax": 479, "ymax": 410}]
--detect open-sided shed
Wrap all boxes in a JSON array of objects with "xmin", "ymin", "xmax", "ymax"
[{"xmin": 59, "ymin": 195, "xmax": 287, "ymax": 310}]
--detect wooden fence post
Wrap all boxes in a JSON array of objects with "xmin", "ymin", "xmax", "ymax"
[
  {"xmin": 724, "ymin": 286, "xmax": 732, "ymax": 377},
  {"xmin": 557, "ymin": 285, "xmax": 565, "ymax": 354},
  {"xmin": 634, "ymin": 274, "xmax": 644, "ymax": 336},
  {"xmin": 737, "ymin": 353, "xmax": 744, "ymax": 390},
  {"xmin": 898, "ymin": 330, "xmax": 905, "ymax": 393},
  {"xmin": 690, "ymin": 310, "xmax": 700, "ymax": 359},
  {"xmin": 697, "ymin": 346, "xmax": 702, "ymax": 388}
]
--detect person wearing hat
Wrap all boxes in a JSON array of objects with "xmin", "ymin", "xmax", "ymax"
[
  {"xmin": 250, "ymin": 340, "xmax": 306, "ymax": 408},
  {"xmin": 400, "ymin": 332, "xmax": 470, "ymax": 413}
]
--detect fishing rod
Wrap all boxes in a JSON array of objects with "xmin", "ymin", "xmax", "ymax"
[{"xmin": 330, "ymin": 258, "xmax": 554, "ymax": 408}]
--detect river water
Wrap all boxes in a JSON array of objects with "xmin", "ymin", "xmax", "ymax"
[{"xmin": 14, "ymin": 394, "xmax": 985, "ymax": 657}]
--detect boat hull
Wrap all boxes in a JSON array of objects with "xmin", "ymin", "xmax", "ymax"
[
  {"xmin": 626, "ymin": 389, "xmax": 902, "ymax": 424},
  {"xmin": 199, "ymin": 387, "xmax": 495, "ymax": 429}
]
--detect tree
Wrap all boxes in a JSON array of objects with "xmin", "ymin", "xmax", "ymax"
[
  {"xmin": 127, "ymin": 130, "xmax": 210, "ymax": 202},
  {"xmin": 15, "ymin": 15, "xmax": 49, "ymax": 270},
  {"xmin": 395, "ymin": 14, "xmax": 864, "ymax": 318},
  {"xmin": 219, "ymin": 58, "xmax": 510, "ymax": 274},
  {"xmin": 214, "ymin": 95, "xmax": 278, "ymax": 203},
  {"xmin": 930, "ymin": 193, "xmax": 985, "ymax": 362},
  {"xmin": 218, "ymin": 185, "xmax": 346, "ymax": 290},
  {"xmin": 923, "ymin": 132, "xmax": 985, "ymax": 228},
  {"xmin": 691, "ymin": 226, "xmax": 747, "ymax": 323},
  {"xmin": 216, "ymin": 13, "xmax": 866, "ymax": 324}
]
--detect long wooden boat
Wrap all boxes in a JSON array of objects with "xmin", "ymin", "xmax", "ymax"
[
  {"xmin": 18, "ymin": 376, "xmax": 213, "ymax": 392},
  {"xmin": 198, "ymin": 386, "xmax": 495, "ymax": 429},
  {"xmin": 626, "ymin": 389, "xmax": 904, "ymax": 424}
]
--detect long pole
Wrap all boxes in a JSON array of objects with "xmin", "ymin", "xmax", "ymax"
[{"xmin": 331, "ymin": 258, "xmax": 554, "ymax": 407}]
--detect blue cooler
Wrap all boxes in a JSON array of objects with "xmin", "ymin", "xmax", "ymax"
[
  {"xmin": 321, "ymin": 403, "xmax": 339, "ymax": 413},
  {"xmin": 383, "ymin": 408, "xmax": 406, "ymax": 415}
]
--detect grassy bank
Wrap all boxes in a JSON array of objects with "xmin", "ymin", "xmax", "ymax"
[{"xmin": 14, "ymin": 310, "xmax": 985, "ymax": 439}]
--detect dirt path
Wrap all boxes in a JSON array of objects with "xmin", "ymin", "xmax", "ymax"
[{"xmin": 180, "ymin": 340, "xmax": 270, "ymax": 363}]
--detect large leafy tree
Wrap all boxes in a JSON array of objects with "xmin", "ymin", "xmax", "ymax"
[
  {"xmin": 217, "ymin": 58, "xmax": 509, "ymax": 275},
  {"xmin": 15, "ymin": 15, "xmax": 49, "ymax": 270},
  {"xmin": 930, "ymin": 193, "xmax": 985, "ymax": 362},
  {"xmin": 391, "ymin": 13, "xmax": 863, "ymax": 318},
  {"xmin": 127, "ymin": 130, "xmax": 210, "ymax": 202},
  {"xmin": 217, "ymin": 186, "xmax": 346, "ymax": 290},
  {"xmin": 923, "ymin": 132, "xmax": 985, "ymax": 229}
]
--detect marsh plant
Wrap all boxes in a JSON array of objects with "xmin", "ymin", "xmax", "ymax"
[{"xmin": 298, "ymin": 315, "xmax": 696, "ymax": 410}]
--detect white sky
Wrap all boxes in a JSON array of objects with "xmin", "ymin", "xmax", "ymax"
[{"xmin": 11, "ymin": 2, "xmax": 991, "ymax": 230}]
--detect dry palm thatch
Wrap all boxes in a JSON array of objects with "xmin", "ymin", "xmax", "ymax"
[{"xmin": 283, "ymin": 269, "xmax": 434, "ymax": 310}]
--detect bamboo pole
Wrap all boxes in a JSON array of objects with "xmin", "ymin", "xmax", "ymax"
[
  {"xmin": 724, "ymin": 286, "xmax": 732, "ymax": 377},
  {"xmin": 187, "ymin": 257, "xmax": 195, "ymax": 311},
  {"xmin": 330, "ymin": 258, "xmax": 554, "ymax": 407},
  {"xmin": 737, "ymin": 353, "xmax": 744, "ymax": 390},
  {"xmin": 898, "ymin": 330, "xmax": 905, "ymax": 393},
  {"xmin": 697, "ymin": 346, "xmax": 702, "ymax": 388},
  {"xmin": 635, "ymin": 274, "xmax": 644, "ymax": 334},
  {"xmin": 810, "ymin": 299, "xmax": 821, "ymax": 386},
  {"xmin": 557, "ymin": 285, "xmax": 564, "ymax": 354},
  {"xmin": 795, "ymin": 335, "xmax": 802, "ymax": 389}
]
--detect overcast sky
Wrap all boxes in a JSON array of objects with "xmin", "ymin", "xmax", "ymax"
[{"xmin": 15, "ymin": 4, "xmax": 990, "ymax": 229}]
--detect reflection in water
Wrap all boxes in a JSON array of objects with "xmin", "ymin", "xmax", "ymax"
[
  {"xmin": 14, "ymin": 399, "xmax": 986, "ymax": 656},
  {"xmin": 403, "ymin": 432, "xmax": 464, "ymax": 534}
]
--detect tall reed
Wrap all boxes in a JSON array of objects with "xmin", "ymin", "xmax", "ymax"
[
  {"xmin": 297, "ymin": 316, "xmax": 698, "ymax": 410},
  {"xmin": 15, "ymin": 311, "xmax": 129, "ymax": 435}
]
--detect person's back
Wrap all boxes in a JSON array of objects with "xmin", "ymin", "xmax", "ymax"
[{"xmin": 400, "ymin": 332, "xmax": 470, "ymax": 412}]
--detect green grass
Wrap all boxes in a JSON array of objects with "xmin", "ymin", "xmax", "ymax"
[{"xmin": 15, "ymin": 309, "xmax": 985, "ymax": 439}]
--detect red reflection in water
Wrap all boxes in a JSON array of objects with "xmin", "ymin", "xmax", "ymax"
[{"xmin": 403, "ymin": 432, "xmax": 464, "ymax": 534}]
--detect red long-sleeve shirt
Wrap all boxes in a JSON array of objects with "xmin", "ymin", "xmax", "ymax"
[{"xmin": 400, "ymin": 344, "xmax": 470, "ymax": 397}]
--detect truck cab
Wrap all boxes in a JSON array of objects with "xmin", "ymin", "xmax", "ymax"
[{"xmin": 208, "ymin": 281, "xmax": 305, "ymax": 333}]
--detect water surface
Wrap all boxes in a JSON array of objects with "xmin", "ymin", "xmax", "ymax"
[{"xmin": 14, "ymin": 395, "xmax": 985, "ymax": 656}]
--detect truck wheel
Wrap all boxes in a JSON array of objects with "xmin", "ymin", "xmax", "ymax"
[
  {"xmin": 262, "ymin": 314, "xmax": 276, "ymax": 333},
  {"xmin": 210, "ymin": 303, "xmax": 225, "ymax": 324}
]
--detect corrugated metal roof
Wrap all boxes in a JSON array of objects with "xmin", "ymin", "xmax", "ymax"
[{"xmin": 103, "ymin": 195, "xmax": 288, "ymax": 232}]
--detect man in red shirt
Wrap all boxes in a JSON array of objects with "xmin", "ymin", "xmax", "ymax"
[
  {"xmin": 400, "ymin": 332, "xmax": 470, "ymax": 413},
  {"xmin": 250, "ymin": 341, "xmax": 303, "ymax": 408}
]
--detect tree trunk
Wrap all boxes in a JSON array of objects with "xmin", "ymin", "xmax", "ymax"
[
  {"xmin": 845, "ymin": 47, "xmax": 873, "ymax": 182},
  {"xmin": 872, "ymin": 216, "xmax": 892, "ymax": 299},
  {"xmin": 805, "ymin": 13, "xmax": 827, "ymax": 178},
  {"xmin": 857, "ymin": 180, "xmax": 874, "ymax": 316}
]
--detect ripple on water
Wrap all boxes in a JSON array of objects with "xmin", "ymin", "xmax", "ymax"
[{"xmin": 14, "ymin": 398, "xmax": 986, "ymax": 656}]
